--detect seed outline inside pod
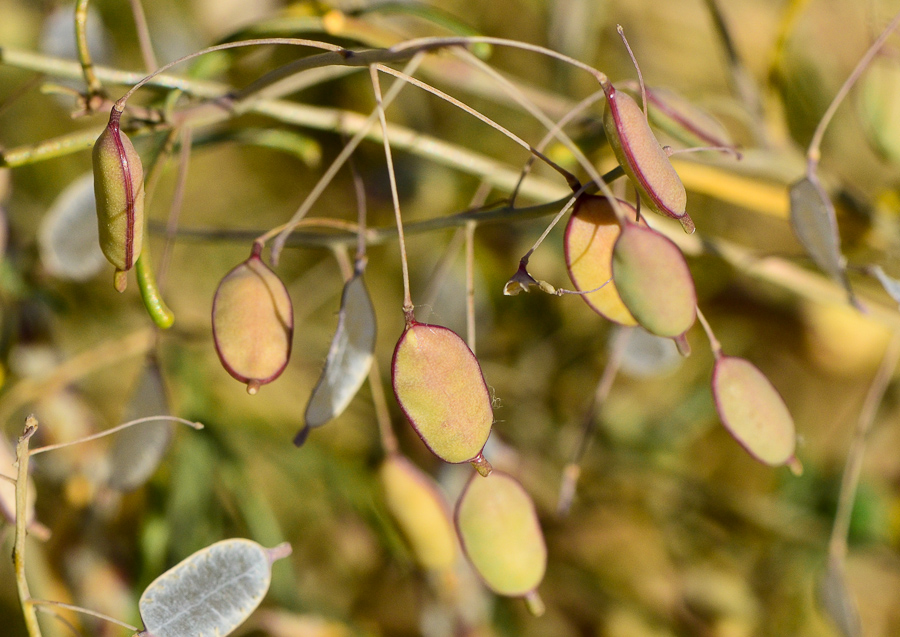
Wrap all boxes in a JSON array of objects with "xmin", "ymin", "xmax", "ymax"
[{"xmin": 212, "ymin": 245, "xmax": 294, "ymax": 394}]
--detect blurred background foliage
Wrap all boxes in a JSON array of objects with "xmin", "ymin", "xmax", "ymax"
[{"xmin": 1, "ymin": 0, "xmax": 900, "ymax": 635}]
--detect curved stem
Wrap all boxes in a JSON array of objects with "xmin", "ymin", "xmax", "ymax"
[
  {"xmin": 695, "ymin": 306, "xmax": 722, "ymax": 358},
  {"xmin": 807, "ymin": 9, "xmax": 900, "ymax": 167},
  {"xmin": 74, "ymin": 0, "xmax": 102, "ymax": 96},
  {"xmin": 127, "ymin": 0, "xmax": 158, "ymax": 72},
  {"xmin": 14, "ymin": 418, "xmax": 41, "ymax": 637},
  {"xmin": 31, "ymin": 600, "xmax": 139, "ymax": 632},
  {"xmin": 29, "ymin": 416, "xmax": 202, "ymax": 457}
]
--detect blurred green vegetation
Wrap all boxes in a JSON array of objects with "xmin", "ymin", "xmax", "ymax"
[{"xmin": 1, "ymin": 0, "xmax": 900, "ymax": 636}]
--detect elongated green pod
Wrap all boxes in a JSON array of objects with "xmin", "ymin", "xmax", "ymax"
[
  {"xmin": 455, "ymin": 471, "xmax": 546, "ymax": 613},
  {"xmin": 212, "ymin": 244, "xmax": 293, "ymax": 394},
  {"xmin": 391, "ymin": 321, "xmax": 493, "ymax": 474},
  {"xmin": 612, "ymin": 221, "xmax": 696, "ymax": 338},
  {"xmin": 602, "ymin": 82, "xmax": 693, "ymax": 233},
  {"xmin": 92, "ymin": 106, "xmax": 144, "ymax": 292},
  {"xmin": 565, "ymin": 195, "xmax": 641, "ymax": 325},
  {"xmin": 136, "ymin": 251, "xmax": 174, "ymax": 329},
  {"xmin": 380, "ymin": 454, "xmax": 457, "ymax": 571}
]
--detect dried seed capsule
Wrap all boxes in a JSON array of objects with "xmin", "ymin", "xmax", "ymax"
[
  {"xmin": 391, "ymin": 321, "xmax": 493, "ymax": 474},
  {"xmin": 92, "ymin": 106, "xmax": 144, "ymax": 292},
  {"xmin": 380, "ymin": 454, "xmax": 457, "ymax": 571},
  {"xmin": 611, "ymin": 221, "xmax": 696, "ymax": 338},
  {"xmin": 212, "ymin": 245, "xmax": 293, "ymax": 394},
  {"xmin": 565, "ymin": 195, "xmax": 642, "ymax": 325},
  {"xmin": 712, "ymin": 356, "xmax": 798, "ymax": 469},
  {"xmin": 455, "ymin": 471, "xmax": 546, "ymax": 613},
  {"xmin": 602, "ymin": 82, "xmax": 693, "ymax": 233}
]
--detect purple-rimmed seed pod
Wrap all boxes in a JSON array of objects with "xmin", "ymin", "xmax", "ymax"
[
  {"xmin": 391, "ymin": 321, "xmax": 493, "ymax": 475},
  {"xmin": 602, "ymin": 81, "xmax": 693, "ymax": 234},
  {"xmin": 212, "ymin": 245, "xmax": 293, "ymax": 395},
  {"xmin": 564, "ymin": 195, "xmax": 644, "ymax": 325},
  {"xmin": 455, "ymin": 471, "xmax": 546, "ymax": 615},
  {"xmin": 92, "ymin": 106, "xmax": 144, "ymax": 292},
  {"xmin": 712, "ymin": 356, "xmax": 798, "ymax": 470},
  {"xmin": 611, "ymin": 220, "xmax": 696, "ymax": 339}
]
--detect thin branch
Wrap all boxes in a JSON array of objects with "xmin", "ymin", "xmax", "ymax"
[
  {"xmin": 32, "ymin": 600, "xmax": 138, "ymax": 632},
  {"xmin": 127, "ymin": 0, "xmax": 158, "ymax": 72},
  {"xmin": 29, "ymin": 416, "xmax": 203, "ymax": 457},
  {"xmin": 74, "ymin": 0, "xmax": 102, "ymax": 97},
  {"xmin": 14, "ymin": 417, "xmax": 41, "ymax": 637}
]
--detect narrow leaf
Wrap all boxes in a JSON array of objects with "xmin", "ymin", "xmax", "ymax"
[
  {"xmin": 139, "ymin": 538, "xmax": 290, "ymax": 637},
  {"xmin": 106, "ymin": 358, "xmax": 172, "ymax": 491},
  {"xmin": 299, "ymin": 271, "xmax": 376, "ymax": 440},
  {"xmin": 789, "ymin": 176, "xmax": 855, "ymax": 303}
]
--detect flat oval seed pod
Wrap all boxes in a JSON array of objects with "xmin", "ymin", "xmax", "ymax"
[
  {"xmin": 92, "ymin": 106, "xmax": 144, "ymax": 291},
  {"xmin": 391, "ymin": 322, "xmax": 493, "ymax": 468},
  {"xmin": 565, "ymin": 195, "xmax": 641, "ymax": 325},
  {"xmin": 380, "ymin": 454, "xmax": 457, "ymax": 571},
  {"xmin": 39, "ymin": 172, "xmax": 107, "ymax": 281},
  {"xmin": 612, "ymin": 221, "xmax": 696, "ymax": 338},
  {"xmin": 106, "ymin": 357, "xmax": 172, "ymax": 492},
  {"xmin": 455, "ymin": 472, "xmax": 546, "ymax": 602},
  {"xmin": 602, "ymin": 83, "xmax": 693, "ymax": 233},
  {"xmin": 139, "ymin": 538, "xmax": 291, "ymax": 637},
  {"xmin": 212, "ymin": 247, "xmax": 293, "ymax": 394},
  {"xmin": 712, "ymin": 356, "xmax": 796, "ymax": 467},
  {"xmin": 299, "ymin": 270, "xmax": 376, "ymax": 443}
]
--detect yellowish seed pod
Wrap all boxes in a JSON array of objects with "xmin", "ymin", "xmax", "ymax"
[
  {"xmin": 212, "ymin": 245, "xmax": 294, "ymax": 394},
  {"xmin": 92, "ymin": 106, "xmax": 144, "ymax": 292},
  {"xmin": 380, "ymin": 454, "xmax": 457, "ymax": 572}
]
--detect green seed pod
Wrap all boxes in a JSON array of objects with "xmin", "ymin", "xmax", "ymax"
[
  {"xmin": 712, "ymin": 356, "xmax": 797, "ymax": 468},
  {"xmin": 455, "ymin": 471, "xmax": 546, "ymax": 612},
  {"xmin": 602, "ymin": 82, "xmax": 693, "ymax": 234},
  {"xmin": 611, "ymin": 221, "xmax": 696, "ymax": 338},
  {"xmin": 380, "ymin": 454, "xmax": 457, "ymax": 571},
  {"xmin": 212, "ymin": 245, "xmax": 293, "ymax": 394},
  {"xmin": 391, "ymin": 321, "xmax": 493, "ymax": 474},
  {"xmin": 565, "ymin": 195, "xmax": 642, "ymax": 325},
  {"xmin": 92, "ymin": 106, "xmax": 144, "ymax": 292}
]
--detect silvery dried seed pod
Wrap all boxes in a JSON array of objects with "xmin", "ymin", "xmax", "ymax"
[{"xmin": 92, "ymin": 106, "xmax": 144, "ymax": 292}]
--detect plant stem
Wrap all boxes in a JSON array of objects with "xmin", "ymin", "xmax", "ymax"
[
  {"xmin": 827, "ymin": 332, "xmax": 900, "ymax": 561},
  {"xmin": 74, "ymin": 0, "xmax": 102, "ymax": 97},
  {"xmin": 369, "ymin": 65, "xmax": 413, "ymax": 316},
  {"xmin": 465, "ymin": 220, "xmax": 477, "ymax": 354},
  {"xmin": 807, "ymin": 9, "xmax": 900, "ymax": 167},
  {"xmin": 695, "ymin": 306, "xmax": 722, "ymax": 358},
  {"xmin": 14, "ymin": 416, "xmax": 41, "ymax": 637},
  {"xmin": 31, "ymin": 600, "xmax": 139, "ymax": 632},
  {"xmin": 127, "ymin": 0, "xmax": 158, "ymax": 72},
  {"xmin": 29, "ymin": 416, "xmax": 202, "ymax": 457},
  {"xmin": 368, "ymin": 364, "xmax": 398, "ymax": 456}
]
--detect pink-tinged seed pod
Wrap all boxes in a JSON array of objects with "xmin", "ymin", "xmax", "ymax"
[
  {"xmin": 712, "ymin": 356, "xmax": 799, "ymax": 471},
  {"xmin": 92, "ymin": 106, "xmax": 144, "ymax": 292},
  {"xmin": 611, "ymin": 221, "xmax": 696, "ymax": 339},
  {"xmin": 602, "ymin": 82, "xmax": 693, "ymax": 234},
  {"xmin": 391, "ymin": 321, "xmax": 493, "ymax": 475},
  {"xmin": 212, "ymin": 245, "xmax": 293, "ymax": 394},
  {"xmin": 564, "ymin": 195, "xmax": 644, "ymax": 325}
]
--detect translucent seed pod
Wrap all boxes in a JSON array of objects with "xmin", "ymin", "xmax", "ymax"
[
  {"xmin": 611, "ymin": 221, "xmax": 696, "ymax": 339},
  {"xmin": 564, "ymin": 195, "xmax": 643, "ymax": 325},
  {"xmin": 455, "ymin": 471, "xmax": 546, "ymax": 615},
  {"xmin": 602, "ymin": 82, "xmax": 693, "ymax": 233},
  {"xmin": 212, "ymin": 245, "xmax": 293, "ymax": 394},
  {"xmin": 380, "ymin": 454, "xmax": 457, "ymax": 571},
  {"xmin": 92, "ymin": 106, "xmax": 144, "ymax": 292},
  {"xmin": 391, "ymin": 321, "xmax": 493, "ymax": 475}
]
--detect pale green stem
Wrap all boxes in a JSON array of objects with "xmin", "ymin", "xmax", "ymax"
[
  {"xmin": 695, "ymin": 306, "xmax": 723, "ymax": 359},
  {"xmin": 827, "ymin": 332, "xmax": 900, "ymax": 561},
  {"xmin": 31, "ymin": 600, "xmax": 139, "ymax": 632},
  {"xmin": 127, "ymin": 0, "xmax": 158, "ymax": 72},
  {"xmin": 14, "ymin": 417, "xmax": 41, "ymax": 637},
  {"xmin": 29, "ymin": 416, "xmax": 202, "ymax": 457},
  {"xmin": 74, "ymin": 0, "xmax": 102, "ymax": 95}
]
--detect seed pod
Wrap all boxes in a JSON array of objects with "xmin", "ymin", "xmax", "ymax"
[
  {"xmin": 611, "ymin": 221, "xmax": 696, "ymax": 338},
  {"xmin": 712, "ymin": 356, "xmax": 797, "ymax": 468},
  {"xmin": 455, "ymin": 471, "xmax": 546, "ymax": 612},
  {"xmin": 380, "ymin": 454, "xmax": 457, "ymax": 571},
  {"xmin": 564, "ymin": 195, "xmax": 642, "ymax": 325},
  {"xmin": 92, "ymin": 106, "xmax": 144, "ymax": 292},
  {"xmin": 602, "ymin": 82, "xmax": 693, "ymax": 233},
  {"xmin": 391, "ymin": 321, "xmax": 493, "ymax": 474},
  {"xmin": 212, "ymin": 245, "xmax": 293, "ymax": 394}
]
